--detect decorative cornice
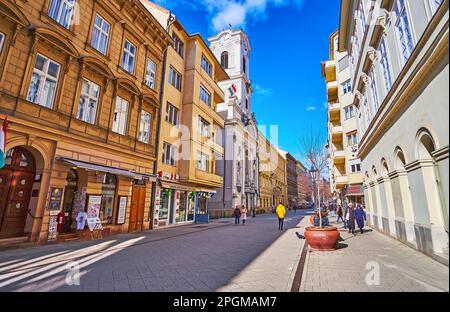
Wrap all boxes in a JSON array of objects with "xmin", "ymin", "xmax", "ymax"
[
  {"xmin": 405, "ymin": 159, "xmax": 436, "ymax": 172},
  {"xmin": 432, "ymin": 145, "xmax": 449, "ymax": 162}
]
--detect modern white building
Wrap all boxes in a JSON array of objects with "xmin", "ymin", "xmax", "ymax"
[
  {"xmin": 338, "ymin": 0, "xmax": 448, "ymax": 262},
  {"xmin": 323, "ymin": 31, "xmax": 364, "ymax": 206},
  {"xmin": 208, "ymin": 30, "xmax": 260, "ymax": 213}
]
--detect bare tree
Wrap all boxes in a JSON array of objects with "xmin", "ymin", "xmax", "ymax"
[{"xmin": 298, "ymin": 126, "xmax": 328, "ymax": 228}]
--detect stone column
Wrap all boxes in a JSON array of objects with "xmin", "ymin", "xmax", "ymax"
[{"xmin": 377, "ymin": 177, "xmax": 397, "ymax": 237}]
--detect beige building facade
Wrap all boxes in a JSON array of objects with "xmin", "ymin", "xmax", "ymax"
[
  {"xmin": 338, "ymin": 0, "xmax": 448, "ymax": 260},
  {"xmin": 0, "ymin": 0, "xmax": 171, "ymax": 243},
  {"xmin": 141, "ymin": 1, "xmax": 228, "ymax": 227},
  {"xmin": 323, "ymin": 31, "xmax": 364, "ymax": 206}
]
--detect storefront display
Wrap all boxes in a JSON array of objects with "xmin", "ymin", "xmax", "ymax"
[{"xmin": 100, "ymin": 174, "xmax": 116, "ymax": 223}]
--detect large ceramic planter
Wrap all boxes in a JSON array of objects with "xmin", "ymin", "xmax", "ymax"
[{"xmin": 304, "ymin": 226, "xmax": 340, "ymax": 251}]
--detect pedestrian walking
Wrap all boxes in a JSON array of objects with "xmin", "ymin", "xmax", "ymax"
[
  {"xmin": 294, "ymin": 205, "xmax": 297, "ymax": 214},
  {"xmin": 336, "ymin": 204, "xmax": 344, "ymax": 223},
  {"xmin": 276, "ymin": 202, "xmax": 287, "ymax": 230},
  {"xmin": 233, "ymin": 206, "xmax": 241, "ymax": 225},
  {"xmin": 241, "ymin": 206, "xmax": 248, "ymax": 225},
  {"xmin": 346, "ymin": 202, "xmax": 356, "ymax": 235},
  {"xmin": 355, "ymin": 204, "xmax": 367, "ymax": 234}
]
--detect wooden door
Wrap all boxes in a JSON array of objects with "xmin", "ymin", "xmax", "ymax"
[
  {"xmin": 0, "ymin": 147, "xmax": 35, "ymax": 239},
  {"xmin": 129, "ymin": 185, "xmax": 146, "ymax": 232}
]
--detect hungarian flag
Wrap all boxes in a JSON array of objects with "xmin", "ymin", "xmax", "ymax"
[
  {"xmin": 0, "ymin": 116, "xmax": 8, "ymax": 169},
  {"xmin": 228, "ymin": 84, "xmax": 237, "ymax": 97}
]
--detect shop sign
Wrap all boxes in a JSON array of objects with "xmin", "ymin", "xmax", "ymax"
[
  {"xmin": 87, "ymin": 195, "xmax": 102, "ymax": 231},
  {"xmin": 48, "ymin": 187, "xmax": 63, "ymax": 212},
  {"xmin": 117, "ymin": 196, "xmax": 127, "ymax": 225},
  {"xmin": 158, "ymin": 171, "xmax": 179, "ymax": 181},
  {"xmin": 47, "ymin": 215, "xmax": 58, "ymax": 241}
]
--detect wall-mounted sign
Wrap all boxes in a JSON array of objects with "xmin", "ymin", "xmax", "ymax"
[
  {"xmin": 117, "ymin": 196, "xmax": 127, "ymax": 225},
  {"xmin": 87, "ymin": 195, "xmax": 102, "ymax": 218},
  {"xmin": 158, "ymin": 171, "xmax": 179, "ymax": 181},
  {"xmin": 48, "ymin": 187, "xmax": 63, "ymax": 211}
]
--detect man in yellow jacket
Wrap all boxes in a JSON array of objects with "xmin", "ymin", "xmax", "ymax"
[{"xmin": 276, "ymin": 202, "xmax": 287, "ymax": 230}]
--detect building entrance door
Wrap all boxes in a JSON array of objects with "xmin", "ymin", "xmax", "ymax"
[
  {"xmin": 0, "ymin": 147, "xmax": 35, "ymax": 239},
  {"xmin": 129, "ymin": 183, "xmax": 146, "ymax": 232},
  {"xmin": 62, "ymin": 169, "xmax": 78, "ymax": 232}
]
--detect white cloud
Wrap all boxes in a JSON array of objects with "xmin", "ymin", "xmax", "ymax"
[
  {"xmin": 306, "ymin": 106, "xmax": 317, "ymax": 111},
  {"xmin": 253, "ymin": 84, "xmax": 274, "ymax": 96},
  {"xmin": 154, "ymin": 0, "xmax": 307, "ymax": 31}
]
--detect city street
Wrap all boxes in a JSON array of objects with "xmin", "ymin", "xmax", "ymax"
[{"xmin": 0, "ymin": 211, "xmax": 307, "ymax": 292}]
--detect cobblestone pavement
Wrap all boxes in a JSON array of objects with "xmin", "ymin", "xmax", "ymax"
[
  {"xmin": 299, "ymin": 216, "xmax": 449, "ymax": 292},
  {"xmin": 0, "ymin": 212, "xmax": 307, "ymax": 292}
]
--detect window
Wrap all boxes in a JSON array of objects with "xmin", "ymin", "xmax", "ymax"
[
  {"xmin": 138, "ymin": 110, "xmax": 152, "ymax": 143},
  {"xmin": 429, "ymin": 0, "xmax": 443, "ymax": 15},
  {"xmin": 165, "ymin": 103, "xmax": 179, "ymax": 125},
  {"xmin": 48, "ymin": 0, "xmax": 75, "ymax": 29},
  {"xmin": 347, "ymin": 132, "xmax": 358, "ymax": 146},
  {"xmin": 199, "ymin": 86, "xmax": 211, "ymax": 106},
  {"xmin": 100, "ymin": 174, "xmax": 116, "ymax": 224},
  {"xmin": 369, "ymin": 71, "xmax": 380, "ymax": 112},
  {"xmin": 91, "ymin": 14, "xmax": 110, "ymax": 55},
  {"xmin": 122, "ymin": 40, "xmax": 136, "ymax": 74},
  {"xmin": 162, "ymin": 142, "xmax": 176, "ymax": 166},
  {"xmin": 112, "ymin": 97, "xmax": 129, "ymax": 135},
  {"xmin": 243, "ymin": 55, "xmax": 246, "ymax": 74},
  {"xmin": 245, "ymin": 98, "xmax": 249, "ymax": 110},
  {"xmin": 393, "ymin": 0, "xmax": 414, "ymax": 63},
  {"xmin": 0, "ymin": 32, "xmax": 4, "ymax": 53},
  {"xmin": 172, "ymin": 32, "xmax": 184, "ymax": 58},
  {"xmin": 197, "ymin": 151, "xmax": 209, "ymax": 172},
  {"xmin": 344, "ymin": 105, "xmax": 355, "ymax": 120},
  {"xmin": 359, "ymin": 0, "xmax": 367, "ymax": 31},
  {"xmin": 168, "ymin": 66, "xmax": 182, "ymax": 91},
  {"xmin": 221, "ymin": 51, "xmax": 229, "ymax": 69},
  {"xmin": 338, "ymin": 55, "xmax": 349, "ymax": 71},
  {"xmin": 352, "ymin": 33, "xmax": 360, "ymax": 66},
  {"xmin": 201, "ymin": 55, "xmax": 212, "ymax": 76},
  {"xmin": 380, "ymin": 38, "xmax": 393, "ymax": 92},
  {"xmin": 363, "ymin": 97, "xmax": 371, "ymax": 125},
  {"xmin": 145, "ymin": 59, "xmax": 156, "ymax": 89},
  {"xmin": 77, "ymin": 79, "xmax": 99, "ymax": 124},
  {"xmin": 349, "ymin": 159, "xmax": 362, "ymax": 173},
  {"xmin": 27, "ymin": 54, "xmax": 60, "ymax": 108},
  {"xmin": 342, "ymin": 79, "xmax": 352, "ymax": 94},
  {"xmin": 198, "ymin": 117, "xmax": 210, "ymax": 138}
]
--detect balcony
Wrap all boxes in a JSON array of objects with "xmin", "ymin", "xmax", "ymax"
[
  {"xmin": 322, "ymin": 60, "xmax": 337, "ymax": 83},
  {"xmin": 334, "ymin": 150, "xmax": 346, "ymax": 164},
  {"xmin": 335, "ymin": 175, "xmax": 348, "ymax": 189},
  {"xmin": 328, "ymin": 102, "xmax": 341, "ymax": 123},
  {"xmin": 330, "ymin": 124, "xmax": 343, "ymax": 143},
  {"xmin": 195, "ymin": 169, "xmax": 223, "ymax": 186},
  {"xmin": 326, "ymin": 81, "xmax": 339, "ymax": 103}
]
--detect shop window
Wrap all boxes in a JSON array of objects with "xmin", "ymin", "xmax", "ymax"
[
  {"xmin": 27, "ymin": 54, "xmax": 60, "ymax": 109},
  {"xmin": 100, "ymin": 173, "xmax": 116, "ymax": 224},
  {"xmin": 159, "ymin": 188, "xmax": 171, "ymax": 220}
]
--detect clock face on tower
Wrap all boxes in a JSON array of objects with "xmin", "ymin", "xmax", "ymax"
[{"xmin": 218, "ymin": 33, "xmax": 232, "ymax": 47}]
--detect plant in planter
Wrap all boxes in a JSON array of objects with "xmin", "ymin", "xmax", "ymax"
[{"xmin": 298, "ymin": 127, "xmax": 339, "ymax": 251}]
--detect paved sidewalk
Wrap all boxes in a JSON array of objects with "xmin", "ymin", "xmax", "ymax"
[
  {"xmin": 217, "ymin": 216, "xmax": 305, "ymax": 292},
  {"xmin": 0, "ymin": 212, "xmax": 306, "ymax": 292},
  {"xmin": 299, "ymin": 217, "xmax": 449, "ymax": 292}
]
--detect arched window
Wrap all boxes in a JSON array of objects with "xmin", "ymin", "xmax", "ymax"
[
  {"xmin": 381, "ymin": 158, "xmax": 389, "ymax": 176},
  {"xmin": 416, "ymin": 128, "xmax": 437, "ymax": 160},
  {"xmin": 220, "ymin": 51, "xmax": 228, "ymax": 69},
  {"xmin": 372, "ymin": 165, "xmax": 378, "ymax": 178},
  {"xmin": 394, "ymin": 147, "xmax": 407, "ymax": 171}
]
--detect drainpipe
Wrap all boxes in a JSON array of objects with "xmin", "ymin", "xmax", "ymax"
[{"xmin": 150, "ymin": 13, "xmax": 175, "ymax": 228}]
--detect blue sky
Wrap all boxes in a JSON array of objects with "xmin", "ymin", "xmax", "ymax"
[{"xmin": 153, "ymin": 0, "xmax": 341, "ymax": 161}]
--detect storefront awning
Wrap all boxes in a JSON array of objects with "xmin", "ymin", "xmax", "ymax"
[{"xmin": 59, "ymin": 158, "xmax": 157, "ymax": 182}]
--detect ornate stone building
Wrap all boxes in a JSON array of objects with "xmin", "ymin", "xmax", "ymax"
[{"xmin": 0, "ymin": 0, "xmax": 171, "ymax": 243}]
